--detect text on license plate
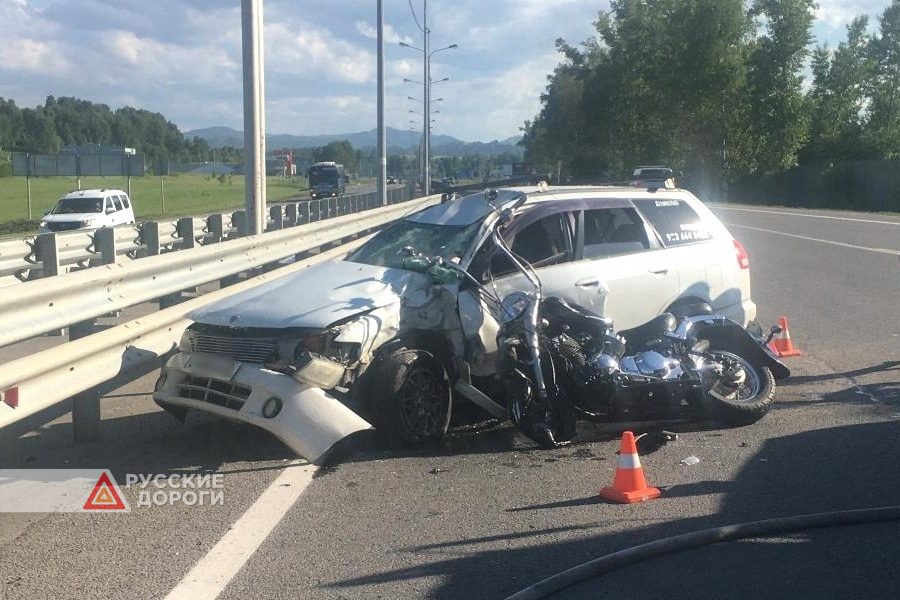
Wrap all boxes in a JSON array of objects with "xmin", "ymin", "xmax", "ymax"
[{"xmin": 186, "ymin": 353, "xmax": 239, "ymax": 380}]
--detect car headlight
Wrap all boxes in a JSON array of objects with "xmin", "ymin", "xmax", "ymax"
[
  {"xmin": 500, "ymin": 292, "xmax": 531, "ymax": 323},
  {"xmin": 293, "ymin": 332, "xmax": 358, "ymax": 364},
  {"xmin": 290, "ymin": 352, "xmax": 345, "ymax": 388},
  {"xmin": 79, "ymin": 218, "xmax": 97, "ymax": 228},
  {"xmin": 39, "ymin": 220, "xmax": 48, "ymax": 229}
]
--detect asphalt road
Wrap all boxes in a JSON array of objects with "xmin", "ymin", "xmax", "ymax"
[{"xmin": 1, "ymin": 203, "xmax": 898, "ymax": 600}]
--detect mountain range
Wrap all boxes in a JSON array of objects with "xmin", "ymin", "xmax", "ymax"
[{"xmin": 185, "ymin": 126, "xmax": 524, "ymax": 158}]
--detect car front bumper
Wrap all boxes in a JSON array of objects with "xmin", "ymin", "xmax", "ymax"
[{"xmin": 153, "ymin": 352, "xmax": 373, "ymax": 464}]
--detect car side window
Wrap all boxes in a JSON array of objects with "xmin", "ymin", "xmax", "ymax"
[
  {"xmin": 112, "ymin": 195, "xmax": 124, "ymax": 211},
  {"xmin": 121, "ymin": 195, "xmax": 131, "ymax": 209},
  {"xmin": 467, "ymin": 211, "xmax": 574, "ymax": 281},
  {"xmin": 511, "ymin": 213, "xmax": 573, "ymax": 267},
  {"xmin": 480, "ymin": 212, "xmax": 573, "ymax": 277},
  {"xmin": 582, "ymin": 207, "xmax": 650, "ymax": 258},
  {"xmin": 105, "ymin": 197, "xmax": 116, "ymax": 213},
  {"xmin": 632, "ymin": 198, "xmax": 713, "ymax": 246}
]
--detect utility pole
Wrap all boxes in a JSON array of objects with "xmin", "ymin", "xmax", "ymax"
[
  {"xmin": 377, "ymin": 0, "xmax": 387, "ymax": 205},
  {"xmin": 241, "ymin": 0, "xmax": 266, "ymax": 235}
]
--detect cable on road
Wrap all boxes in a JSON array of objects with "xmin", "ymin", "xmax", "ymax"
[{"xmin": 503, "ymin": 505, "xmax": 900, "ymax": 600}]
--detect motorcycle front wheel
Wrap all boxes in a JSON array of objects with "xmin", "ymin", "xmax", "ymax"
[
  {"xmin": 700, "ymin": 344, "xmax": 776, "ymax": 426},
  {"xmin": 504, "ymin": 355, "xmax": 576, "ymax": 449}
]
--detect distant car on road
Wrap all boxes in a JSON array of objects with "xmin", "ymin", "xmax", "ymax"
[
  {"xmin": 630, "ymin": 166, "xmax": 679, "ymax": 189},
  {"xmin": 39, "ymin": 188, "xmax": 136, "ymax": 233}
]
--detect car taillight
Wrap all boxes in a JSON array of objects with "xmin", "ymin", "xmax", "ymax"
[{"xmin": 734, "ymin": 239, "xmax": 750, "ymax": 269}]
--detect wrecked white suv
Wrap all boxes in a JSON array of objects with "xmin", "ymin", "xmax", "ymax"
[{"xmin": 153, "ymin": 184, "xmax": 757, "ymax": 463}]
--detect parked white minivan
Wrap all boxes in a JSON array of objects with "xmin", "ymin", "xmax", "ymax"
[{"xmin": 39, "ymin": 188, "xmax": 136, "ymax": 233}]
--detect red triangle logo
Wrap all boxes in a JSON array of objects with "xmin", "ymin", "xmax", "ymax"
[{"xmin": 83, "ymin": 472, "xmax": 127, "ymax": 510}]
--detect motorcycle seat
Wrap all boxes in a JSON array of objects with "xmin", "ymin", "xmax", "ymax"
[{"xmin": 619, "ymin": 312, "xmax": 678, "ymax": 351}]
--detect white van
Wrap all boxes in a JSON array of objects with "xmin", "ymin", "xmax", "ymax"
[{"xmin": 39, "ymin": 188, "xmax": 136, "ymax": 233}]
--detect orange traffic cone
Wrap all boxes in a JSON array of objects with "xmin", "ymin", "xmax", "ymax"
[
  {"xmin": 599, "ymin": 431, "xmax": 661, "ymax": 504},
  {"xmin": 767, "ymin": 316, "xmax": 801, "ymax": 357}
]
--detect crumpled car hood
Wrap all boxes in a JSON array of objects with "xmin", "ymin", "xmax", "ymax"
[{"xmin": 189, "ymin": 259, "xmax": 431, "ymax": 329}]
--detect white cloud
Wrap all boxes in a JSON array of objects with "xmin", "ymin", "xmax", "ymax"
[{"xmin": 3, "ymin": 0, "xmax": 893, "ymax": 143}]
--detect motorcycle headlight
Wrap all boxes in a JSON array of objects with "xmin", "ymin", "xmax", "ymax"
[{"xmin": 500, "ymin": 292, "xmax": 531, "ymax": 323}]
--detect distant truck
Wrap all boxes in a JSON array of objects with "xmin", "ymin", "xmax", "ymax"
[{"xmin": 307, "ymin": 162, "xmax": 346, "ymax": 199}]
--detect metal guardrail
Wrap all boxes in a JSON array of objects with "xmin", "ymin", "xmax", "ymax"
[
  {"xmin": 0, "ymin": 195, "xmax": 438, "ymax": 349},
  {"xmin": 0, "ymin": 240, "xmax": 372, "ymax": 431},
  {"xmin": 0, "ymin": 185, "xmax": 412, "ymax": 281},
  {"xmin": 0, "ymin": 192, "xmax": 441, "ymax": 433}
]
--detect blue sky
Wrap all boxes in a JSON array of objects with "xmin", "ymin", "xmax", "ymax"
[{"xmin": 0, "ymin": 0, "xmax": 894, "ymax": 143}]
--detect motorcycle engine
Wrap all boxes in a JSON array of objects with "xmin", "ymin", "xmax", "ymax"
[{"xmin": 620, "ymin": 351, "xmax": 682, "ymax": 379}]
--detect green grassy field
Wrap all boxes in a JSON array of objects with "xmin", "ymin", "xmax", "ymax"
[{"xmin": 0, "ymin": 174, "xmax": 313, "ymax": 234}]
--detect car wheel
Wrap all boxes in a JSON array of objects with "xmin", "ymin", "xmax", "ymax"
[{"xmin": 370, "ymin": 349, "xmax": 452, "ymax": 447}]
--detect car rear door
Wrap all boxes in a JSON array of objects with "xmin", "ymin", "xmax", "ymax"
[{"xmin": 568, "ymin": 204, "xmax": 681, "ymax": 329}]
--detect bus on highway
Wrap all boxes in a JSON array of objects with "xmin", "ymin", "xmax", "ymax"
[{"xmin": 307, "ymin": 161, "xmax": 346, "ymax": 199}]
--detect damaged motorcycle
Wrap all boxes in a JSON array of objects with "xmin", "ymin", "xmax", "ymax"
[{"xmin": 403, "ymin": 206, "xmax": 791, "ymax": 449}]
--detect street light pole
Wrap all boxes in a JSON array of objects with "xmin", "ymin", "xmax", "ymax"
[
  {"xmin": 400, "ymin": 1, "xmax": 457, "ymax": 196},
  {"xmin": 422, "ymin": 2, "xmax": 430, "ymax": 194}
]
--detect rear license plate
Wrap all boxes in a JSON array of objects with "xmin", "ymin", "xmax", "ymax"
[{"xmin": 186, "ymin": 353, "xmax": 239, "ymax": 380}]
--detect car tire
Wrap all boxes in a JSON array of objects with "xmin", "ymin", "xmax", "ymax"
[{"xmin": 369, "ymin": 348, "xmax": 452, "ymax": 447}]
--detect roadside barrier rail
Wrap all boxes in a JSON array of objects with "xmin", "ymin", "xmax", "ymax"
[
  {"xmin": 0, "ymin": 194, "xmax": 437, "ymax": 349},
  {"xmin": 0, "ymin": 185, "xmax": 411, "ymax": 281},
  {"xmin": 0, "ymin": 192, "xmax": 440, "ymax": 434}
]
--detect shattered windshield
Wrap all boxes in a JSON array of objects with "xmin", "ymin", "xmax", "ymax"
[
  {"xmin": 346, "ymin": 219, "xmax": 483, "ymax": 269},
  {"xmin": 52, "ymin": 197, "xmax": 104, "ymax": 214}
]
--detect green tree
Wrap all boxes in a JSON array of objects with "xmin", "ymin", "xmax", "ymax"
[
  {"xmin": 865, "ymin": 0, "xmax": 900, "ymax": 157},
  {"xmin": 803, "ymin": 17, "xmax": 875, "ymax": 164},
  {"xmin": 745, "ymin": 0, "xmax": 817, "ymax": 174}
]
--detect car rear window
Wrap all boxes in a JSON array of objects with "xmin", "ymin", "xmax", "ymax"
[{"xmin": 633, "ymin": 198, "xmax": 714, "ymax": 246}]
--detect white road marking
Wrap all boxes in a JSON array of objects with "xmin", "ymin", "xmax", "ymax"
[
  {"xmin": 726, "ymin": 223, "xmax": 900, "ymax": 257},
  {"xmin": 164, "ymin": 460, "xmax": 316, "ymax": 600},
  {"xmin": 714, "ymin": 205, "xmax": 900, "ymax": 227}
]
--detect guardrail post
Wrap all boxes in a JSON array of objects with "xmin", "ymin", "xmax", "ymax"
[
  {"xmin": 69, "ymin": 319, "xmax": 101, "ymax": 441},
  {"xmin": 34, "ymin": 233, "xmax": 61, "ymax": 277},
  {"xmin": 95, "ymin": 227, "xmax": 117, "ymax": 265},
  {"xmin": 298, "ymin": 202, "xmax": 310, "ymax": 224},
  {"xmin": 269, "ymin": 205, "xmax": 285, "ymax": 230},
  {"xmin": 158, "ymin": 292, "xmax": 183, "ymax": 309},
  {"xmin": 141, "ymin": 222, "xmax": 162, "ymax": 255},
  {"xmin": 285, "ymin": 203, "xmax": 297, "ymax": 227},
  {"xmin": 177, "ymin": 217, "xmax": 196, "ymax": 249},
  {"xmin": 206, "ymin": 214, "xmax": 225, "ymax": 244},
  {"xmin": 232, "ymin": 211, "xmax": 246, "ymax": 236}
]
